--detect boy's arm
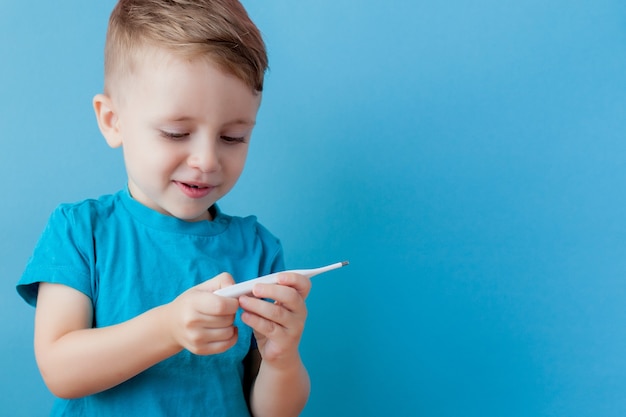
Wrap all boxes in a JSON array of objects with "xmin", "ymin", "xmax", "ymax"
[
  {"xmin": 240, "ymin": 273, "xmax": 312, "ymax": 417},
  {"xmin": 248, "ymin": 350, "xmax": 310, "ymax": 417},
  {"xmin": 34, "ymin": 274, "xmax": 240, "ymax": 399}
]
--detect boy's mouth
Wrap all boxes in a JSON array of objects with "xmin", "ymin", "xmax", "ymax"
[
  {"xmin": 175, "ymin": 181, "xmax": 214, "ymax": 198},
  {"xmin": 179, "ymin": 181, "xmax": 209, "ymax": 189}
]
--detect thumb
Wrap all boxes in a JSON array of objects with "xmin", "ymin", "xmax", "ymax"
[{"xmin": 195, "ymin": 272, "xmax": 236, "ymax": 292}]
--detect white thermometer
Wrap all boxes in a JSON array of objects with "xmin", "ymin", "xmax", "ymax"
[{"xmin": 214, "ymin": 260, "xmax": 349, "ymax": 298}]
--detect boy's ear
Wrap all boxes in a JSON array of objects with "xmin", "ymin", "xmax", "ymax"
[{"xmin": 93, "ymin": 94, "xmax": 123, "ymax": 148}]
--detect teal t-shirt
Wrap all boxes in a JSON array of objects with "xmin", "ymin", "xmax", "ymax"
[{"xmin": 17, "ymin": 189, "xmax": 284, "ymax": 417}]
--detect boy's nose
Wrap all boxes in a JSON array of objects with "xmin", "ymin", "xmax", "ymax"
[{"xmin": 187, "ymin": 140, "xmax": 219, "ymax": 173}]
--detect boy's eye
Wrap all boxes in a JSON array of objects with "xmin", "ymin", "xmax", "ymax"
[
  {"xmin": 221, "ymin": 135, "xmax": 246, "ymax": 144},
  {"xmin": 160, "ymin": 130, "xmax": 189, "ymax": 140}
]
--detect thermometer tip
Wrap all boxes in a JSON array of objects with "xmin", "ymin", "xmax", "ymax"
[{"xmin": 341, "ymin": 260, "xmax": 350, "ymax": 267}]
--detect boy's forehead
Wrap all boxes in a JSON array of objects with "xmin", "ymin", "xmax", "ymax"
[
  {"xmin": 111, "ymin": 44, "xmax": 257, "ymax": 103},
  {"xmin": 133, "ymin": 44, "xmax": 204, "ymax": 72},
  {"xmin": 130, "ymin": 46, "xmax": 241, "ymax": 88},
  {"xmin": 112, "ymin": 46, "xmax": 262, "ymax": 119}
]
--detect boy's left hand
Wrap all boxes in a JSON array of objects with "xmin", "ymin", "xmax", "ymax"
[{"xmin": 238, "ymin": 272, "xmax": 311, "ymax": 366}]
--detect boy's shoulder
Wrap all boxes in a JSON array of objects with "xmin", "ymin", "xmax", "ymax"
[
  {"xmin": 52, "ymin": 191, "xmax": 121, "ymax": 223},
  {"xmin": 220, "ymin": 209, "xmax": 281, "ymax": 245}
]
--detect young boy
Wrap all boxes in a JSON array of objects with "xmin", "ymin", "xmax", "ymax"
[{"xmin": 16, "ymin": 1, "xmax": 311, "ymax": 416}]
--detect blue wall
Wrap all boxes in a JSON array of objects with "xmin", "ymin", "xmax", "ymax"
[{"xmin": 2, "ymin": 1, "xmax": 626, "ymax": 416}]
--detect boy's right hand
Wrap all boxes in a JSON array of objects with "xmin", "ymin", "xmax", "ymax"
[{"xmin": 165, "ymin": 272, "xmax": 240, "ymax": 355}]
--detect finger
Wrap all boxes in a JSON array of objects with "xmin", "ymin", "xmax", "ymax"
[
  {"xmin": 186, "ymin": 325, "xmax": 238, "ymax": 344},
  {"xmin": 240, "ymin": 295, "xmax": 289, "ymax": 328},
  {"xmin": 194, "ymin": 311, "xmax": 237, "ymax": 328},
  {"xmin": 188, "ymin": 327, "xmax": 239, "ymax": 356},
  {"xmin": 187, "ymin": 290, "xmax": 239, "ymax": 317},
  {"xmin": 195, "ymin": 272, "xmax": 236, "ymax": 292},
  {"xmin": 275, "ymin": 272, "xmax": 312, "ymax": 299},
  {"xmin": 240, "ymin": 305, "xmax": 284, "ymax": 339},
  {"xmin": 251, "ymin": 282, "xmax": 306, "ymax": 312},
  {"xmin": 240, "ymin": 302, "xmax": 305, "ymax": 352},
  {"xmin": 240, "ymin": 295, "xmax": 306, "ymax": 339}
]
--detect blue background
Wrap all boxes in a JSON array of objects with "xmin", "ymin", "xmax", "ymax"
[{"xmin": 2, "ymin": 1, "xmax": 626, "ymax": 416}]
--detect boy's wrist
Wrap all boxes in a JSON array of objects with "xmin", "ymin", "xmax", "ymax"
[
  {"xmin": 260, "ymin": 352, "xmax": 305, "ymax": 374},
  {"xmin": 153, "ymin": 304, "xmax": 186, "ymax": 354}
]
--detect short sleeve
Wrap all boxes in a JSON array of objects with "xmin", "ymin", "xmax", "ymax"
[
  {"xmin": 17, "ymin": 204, "xmax": 95, "ymax": 307},
  {"xmin": 254, "ymin": 221, "xmax": 285, "ymax": 275}
]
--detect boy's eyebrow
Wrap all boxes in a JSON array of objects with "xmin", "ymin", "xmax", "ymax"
[
  {"xmin": 167, "ymin": 116, "xmax": 256, "ymax": 126},
  {"xmin": 223, "ymin": 118, "xmax": 256, "ymax": 127}
]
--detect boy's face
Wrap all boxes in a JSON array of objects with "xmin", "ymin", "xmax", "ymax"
[{"xmin": 99, "ymin": 48, "xmax": 261, "ymax": 221}]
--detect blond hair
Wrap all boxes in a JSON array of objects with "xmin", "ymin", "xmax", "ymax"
[{"xmin": 104, "ymin": 0, "xmax": 268, "ymax": 95}]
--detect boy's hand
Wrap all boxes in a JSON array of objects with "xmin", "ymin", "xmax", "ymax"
[
  {"xmin": 238, "ymin": 272, "xmax": 311, "ymax": 368},
  {"xmin": 165, "ymin": 272, "xmax": 240, "ymax": 355}
]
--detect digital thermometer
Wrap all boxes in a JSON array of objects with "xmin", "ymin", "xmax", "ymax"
[{"xmin": 214, "ymin": 260, "xmax": 349, "ymax": 298}]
